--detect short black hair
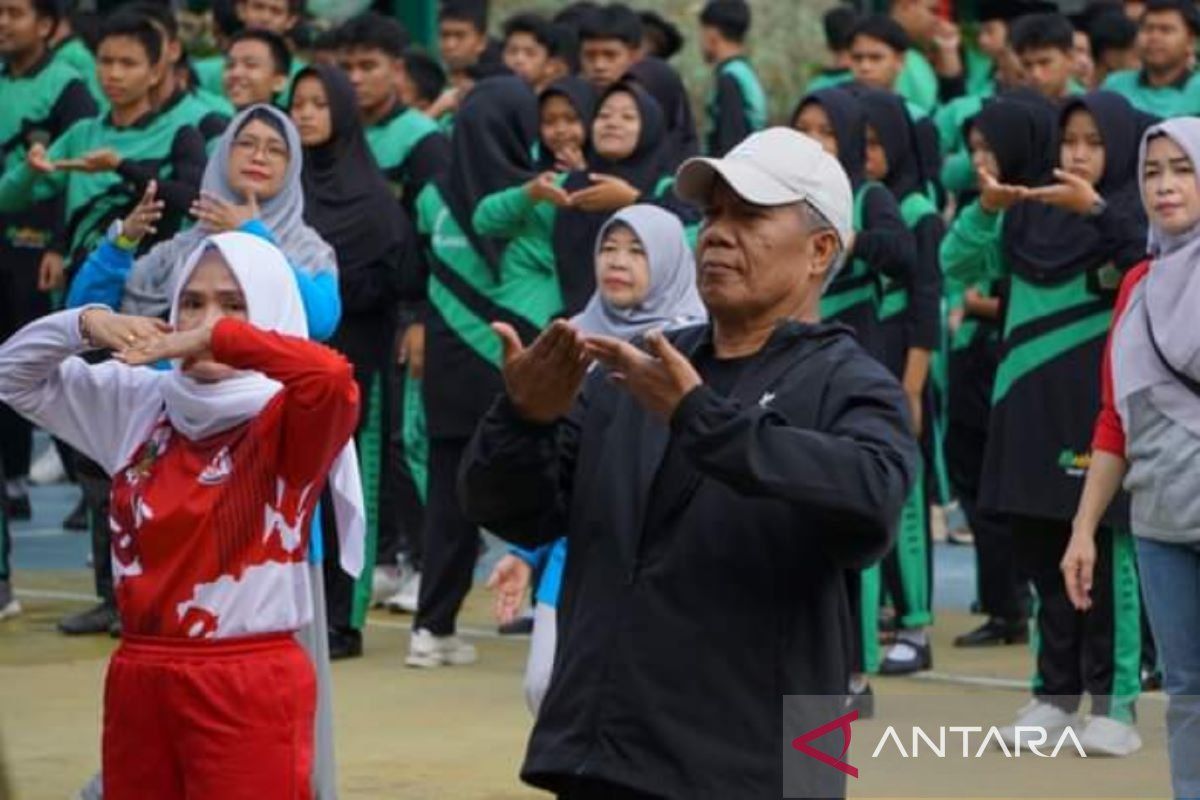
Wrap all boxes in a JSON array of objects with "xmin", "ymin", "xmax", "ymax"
[
  {"xmin": 546, "ymin": 22, "xmax": 580, "ymax": 70},
  {"xmin": 439, "ymin": 0, "xmax": 487, "ymax": 34},
  {"xmin": 401, "ymin": 48, "xmax": 446, "ymax": 104},
  {"xmin": 639, "ymin": 10, "xmax": 684, "ymax": 60},
  {"xmin": 30, "ymin": 0, "xmax": 62, "ymax": 27},
  {"xmin": 127, "ymin": 2, "xmax": 178, "ymax": 42},
  {"xmin": 823, "ymin": 5, "xmax": 860, "ymax": 52},
  {"xmin": 553, "ymin": 2, "xmax": 600, "ymax": 32},
  {"xmin": 1143, "ymin": 0, "xmax": 1200, "ymax": 36},
  {"xmin": 699, "ymin": 0, "xmax": 751, "ymax": 43},
  {"xmin": 850, "ymin": 14, "xmax": 910, "ymax": 53},
  {"xmin": 578, "ymin": 3, "xmax": 642, "ymax": 48},
  {"xmin": 503, "ymin": 12, "xmax": 551, "ymax": 48},
  {"xmin": 97, "ymin": 11, "xmax": 162, "ymax": 64},
  {"xmin": 311, "ymin": 25, "xmax": 341, "ymax": 53},
  {"xmin": 212, "ymin": 0, "xmax": 243, "ymax": 38},
  {"xmin": 1009, "ymin": 13, "xmax": 1075, "ymax": 54},
  {"xmin": 228, "ymin": 27, "xmax": 292, "ymax": 76},
  {"xmin": 238, "ymin": 0, "xmax": 304, "ymax": 14},
  {"xmin": 1088, "ymin": 9, "xmax": 1139, "ymax": 60},
  {"xmin": 339, "ymin": 12, "xmax": 410, "ymax": 60}
]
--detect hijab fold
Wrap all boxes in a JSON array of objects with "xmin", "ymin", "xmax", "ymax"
[
  {"xmin": 123, "ymin": 104, "xmax": 336, "ymax": 318},
  {"xmin": 792, "ymin": 88, "xmax": 867, "ymax": 188},
  {"xmin": 853, "ymin": 88, "xmax": 924, "ymax": 201},
  {"xmin": 440, "ymin": 76, "xmax": 538, "ymax": 279},
  {"xmin": 572, "ymin": 204, "xmax": 706, "ymax": 339},
  {"xmin": 1004, "ymin": 91, "xmax": 1148, "ymax": 283},
  {"xmin": 625, "ymin": 57, "xmax": 699, "ymax": 171},
  {"xmin": 553, "ymin": 81, "xmax": 670, "ymax": 315},
  {"xmin": 1114, "ymin": 117, "xmax": 1200, "ymax": 440},
  {"xmin": 162, "ymin": 232, "xmax": 366, "ymax": 578}
]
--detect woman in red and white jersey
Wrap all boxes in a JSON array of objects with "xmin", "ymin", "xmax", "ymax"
[{"xmin": 0, "ymin": 231, "xmax": 359, "ymax": 798}]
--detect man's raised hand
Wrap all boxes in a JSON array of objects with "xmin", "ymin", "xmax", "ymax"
[{"xmin": 494, "ymin": 319, "xmax": 591, "ymax": 424}]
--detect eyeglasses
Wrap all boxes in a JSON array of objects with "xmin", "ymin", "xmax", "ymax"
[{"xmin": 231, "ymin": 136, "xmax": 289, "ymax": 163}]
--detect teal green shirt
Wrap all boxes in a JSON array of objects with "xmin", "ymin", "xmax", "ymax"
[
  {"xmin": 806, "ymin": 68, "xmax": 853, "ymax": 93},
  {"xmin": 896, "ymin": 49, "xmax": 939, "ymax": 115},
  {"xmin": 1102, "ymin": 68, "xmax": 1200, "ymax": 118},
  {"xmin": 52, "ymin": 36, "xmax": 104, "ymax": 108},
  {"xmin": 706, "ymin": 56, "xmax": 767, "ymax": 156},
  {"xmin": 366, "ymin": 104, "xmax": 443, "ymax": 200}
]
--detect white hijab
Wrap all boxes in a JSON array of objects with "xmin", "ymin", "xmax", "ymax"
[
  {"xmin": 1113, "ymin": 118, "xmax": 1200, "ymax": 441},
  {"xmin": 162, "ymin": 232, "xmax": 366, "ymax": 577}
]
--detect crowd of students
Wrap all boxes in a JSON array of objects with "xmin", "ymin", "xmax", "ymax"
[{"xmin": 1, "ymin": 0, "xmax": 1200, "ymax": 796}]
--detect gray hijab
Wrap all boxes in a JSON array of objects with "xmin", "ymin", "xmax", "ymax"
[
  {"xmin": 122, "ymin": 104, "xmax": 337, "ymax": 317},
  {"xmin": 571, "ymin": 204, "xmax": 707, "ymax": 340},
  {"xmin": 1113, "ymin": 117, "xmax": 1200, "ymax": 440}
]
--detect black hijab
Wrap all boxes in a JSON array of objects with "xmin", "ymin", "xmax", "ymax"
[
  {"xmin": 552, "ymin": 81, "xmax": 670, "ymax": 314},
  {"xmin": 1003, "ymin": 90, "xmax": 1149, "ymax": 283},
  {"xmin": 536, "ymin": 76, "xmax": 597, "ymax": 170},
  {"xmin": 296, "ymin": 64, "xmax": 404, "ymax": 274},
  {"xmin": 966, "ymin": 90, "xmax": 1058, "ymax": 186},
  {"xmin": 625, "ymin": 57, "xmax": 700, "ymax": 171},
  {"xmin": 792, "ymin": 88, "xmax": 868, "ymax": 188},
  {"xmin": 853, "ymin": 87, "xmax": 925, "ymax": 201},
  {"xmin": 441, "ymin": 75, "xmax": 539, "ymax": 278}
]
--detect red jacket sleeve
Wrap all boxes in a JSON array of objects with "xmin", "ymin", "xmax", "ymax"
[
  {"xmin": 210, "ymin": 318, "xmax": 360, "ymax": 488},
  {"xmin": 1091, "ymin": 261, "xmax": 1149, "ymax": 457}
]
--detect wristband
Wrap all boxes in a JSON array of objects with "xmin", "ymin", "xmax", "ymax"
[{"xmin": 114, "ymin": 233, "xmax": 139, "ymax": 251}]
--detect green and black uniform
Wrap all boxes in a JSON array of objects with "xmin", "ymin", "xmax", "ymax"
[
  {"xmin": 51, "ymin": 34, "xmax": 103, "ymax": 107},
  {"xmin": 1103, "ymin": 68, "xmax": 1200, "ymax": 119},
  {"xmin": 705, "ymin": 54, "xmax": 767, "ymax": 156},
  {"xmin": 160, "ymin": 86, "xmax": 231, "ymax": 155},
  {"xmin": 941, "ymin": 93, "xmax": 1146, "ymax": 719},
  {"xmin": 365, "ymin": 98, "xmax": 451, "ymax": 571},
  {"xmin": 0, "ymin": 106, "xmax": 205, "ymax": 271},
  {"xmin": 0, "ymin": 52, "xmax": 96, "ymax": 584},
  {"xmin": 857, "ymin": 90, "xmax": 943, "ymax": 645},
  {"xmin": 896, "ymin": 48, "xmax": 938, "ymax": 115}
]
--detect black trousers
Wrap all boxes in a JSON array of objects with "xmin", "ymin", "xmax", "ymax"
[
  {"xmin": 0, "ymin": 240, "xmax": 49, "ymax": 481},
  {"xmin": 946, "ymin": 420, "xmax": 1027, "ymax": 621},
  {"xmin": 1012, "ymin": 516, "xmax": 1141, "ymax": 719},
  {"xmin": 413, "ymin": 436, "xmax": 478, "ymax": 636},
  {"xmin": 76, "ymin": 453, "xmax": 114, "ymax": 604},
  {"xmin": 382, "ymin": 366, "xmax": 426, "ymax": 570},
  {"xmin": 555, "ymin": 778, "xmax": 666, "ymax": 799}
]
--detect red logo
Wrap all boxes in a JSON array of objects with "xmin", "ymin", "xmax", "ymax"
[{"xmin": 791, "ymin": 710, "xmax": 859, "ymax": 778}]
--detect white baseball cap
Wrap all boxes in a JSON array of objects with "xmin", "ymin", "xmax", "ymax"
[{"xmin": 675, "ymin": 127, "xmax": 854, "ymax": 247}]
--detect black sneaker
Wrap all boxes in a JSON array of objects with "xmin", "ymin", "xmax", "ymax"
[
  {"xmin": 5, "ymin": 494, "xmax": 30, "ymax": 521},
  {"xmin": 328, "ymin": 627, "xmax": 363, "ymax": 660},
  {"xmin": 1141, "ymin": 666, "xmax": 1163, "ymax": 692},
  {"xmin": 498, "ymin": 616, "xmax": 534, "ymax": 636},
  {"xmin": 953, "ymin": 617, "xmax": 1029, "ymax": 648},
  {"xmin": 58, "ymin": 602, "xmax": 117, "ymax": 635},
  {"xmin": 62, "ymin": 497, "xmax": 88, "ymax": 531},
  {"xmin": 878, "ymin": 639, "xmax": 933, "ymax": 675}
]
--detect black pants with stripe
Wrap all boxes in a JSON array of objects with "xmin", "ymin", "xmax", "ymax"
[
  {"xmin": 414, "ymin": 436, "xmax": 479, "ymax": 636},
  {"xmin": 1012, "ymin": 516, "xmax": 1141, "ymax": 720}
]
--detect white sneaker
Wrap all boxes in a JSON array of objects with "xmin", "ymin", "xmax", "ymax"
[
  {"xmin": 371, "ymin": 565, "xmax": 404, "ymax": 607},
  {"xmin": 0, "ymin": 580, "xmax": 20, "ymax": 621},
  {"xmin": 385, "ymin": 571, "xmax": 420, "ymax": 614},
  {"xmin": 1078, "ymin": 715, "xmax": 1142, "ymax": 757},
  {"xmin": 405, "ymin": 627, "xmax": 477, "ymax": 668},
  {"xmin": 997, "ymin": 699, "xmax": 1081, "ymax": 751},
  {"xmin": 29, "ymin": 445, "xmax": 66, "ymax": 485}
]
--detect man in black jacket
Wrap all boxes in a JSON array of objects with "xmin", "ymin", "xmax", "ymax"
[{"xmin": 459, "ymin": 128, "xmax": 918, "ymax": 800}]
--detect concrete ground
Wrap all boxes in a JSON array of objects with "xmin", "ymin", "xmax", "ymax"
[{"xmin": 0, "ymin": 482, "xmax": 1175, "ymax": 799}]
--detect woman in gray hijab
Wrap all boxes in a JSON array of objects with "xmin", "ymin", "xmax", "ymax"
[
  {"xmin": 69, "ymin": 104, "xmax": 340, "ymax": 341},
  {"xmin": 1064, "ymin": 117, "xmax": 1200, "ymax": 794},
  {"xmin": 487, "ymin": 203, "xmax": 706, "ymax": 716}
]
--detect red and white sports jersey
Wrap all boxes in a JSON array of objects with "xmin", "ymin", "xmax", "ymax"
[{"xmin": 108, "ymin": 320, "xmax": 359, "ymax": 639}]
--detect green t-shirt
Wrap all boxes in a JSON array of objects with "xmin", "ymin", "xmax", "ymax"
[
  {"xmin": 806, "ymin": 68, "xmax": 853, "ymax": 93},
  {"xmin": 896, "ymin": 49, "xmax": 938, "ymax": 115},
  {"xmin": 366, "ymin": 104, "xmax": 441, "ymax": 198},
  {"xmin": 1102, "ymin": 68, "xmax": 1200, "ymax": 118},
  {"xmin": 52, "ymin": 36, "xmax": 104, "ymax": 108}
]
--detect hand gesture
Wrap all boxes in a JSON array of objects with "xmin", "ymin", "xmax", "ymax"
[
  {"xmin": 554, "ymin": 142, "xmax": 586, "ymax": 172},
  {"xmin": 526, "ymin": 172, "xmax": 572, "ymax": 207},
  {"xmin": 977, "ymin": 167, "xmax": 1025, "ymax": 213},
  {"xmin": 932, "ymin": 18, "xmax": 962, "ymax": 53},
  {"xmin": 26, "ymin": 142, "xmax": 55, "ymax": 174},
  {"xmin": 567, "ymin": 173, "xmax": 640, "ymax": 212},
  {"xmin": 114, "ymin": 324, "xmax": 212, "ymax": 367},
  {"xmin": 494, "ymin": 319, "xmax": 591, "ymax": 424},
  {"xmin": 1061, "ymin": 525, "xmax": 1098, "ymax": 611},
  {"xmin": 396, "ymin": 322, "xmax": 426, "ymax": 379},
  {"xmin": 486, "ymin": 554, "xmax": 532, "ymax": 625},
  {"xmin": 57, "ymin": 148, "xmax": 122, "ymax": 173},
  {"xmin": 37, "ymin": 250, "xmax": 65, "ymax": 292},
  {"xmin": 191, "ymin": 190, "xmax": 259, "ymax": 233},
  {"xmin": 80, "ymin": 308, "xmax": 172, "ymax": 352},
  {"xmin": 121, "ymin": 181, "xmax": 165, "ymax": 243},
  {"xmin": 584, "ymin": 329, "xmax": 702, "ymax": 421},
  {"xmin": 1024, "ymin": 169, "xmax": 1102, "ymax": 215}
]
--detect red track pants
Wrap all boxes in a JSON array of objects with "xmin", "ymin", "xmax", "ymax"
[{"xmin": 102, "ymin": 632, "xmax": 315, "ymax": 799}]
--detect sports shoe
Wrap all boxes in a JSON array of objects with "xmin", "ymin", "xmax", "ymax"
[
  {"xmin": 385, "ymin": 571, "xmax": 420, "ymax": 614},
  {"xmin": 371, "ymin": 565, "xmax": 404, "ymax": 607},
  {"xmin": 878, "ymin": 635, "xmax": 932, "ymax": 675},
  {"xmin": 0, "ymin": 580, "xmax": 21, "ymax": 621},
  {"xmin": 997, "ymin": 700, "xmax": 1081, "ymax": 751},
  {"xmin": 1078, "ymin": 715, "xmax": 1142, "ymax": 757},
  {"xmin": 58, "ymin": 602, "xmax": 118, "ymax": 635},
  {"xmin": 954, "ymin": 617, "xmax": 1028, "ymax": 647},
  {"xmin": 29, "ymin": 445, "xmax": 66, "ymax": 485},
  {"xmin": 405, "ymin": 627, "xmax": 477, "ymax": 668}
]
